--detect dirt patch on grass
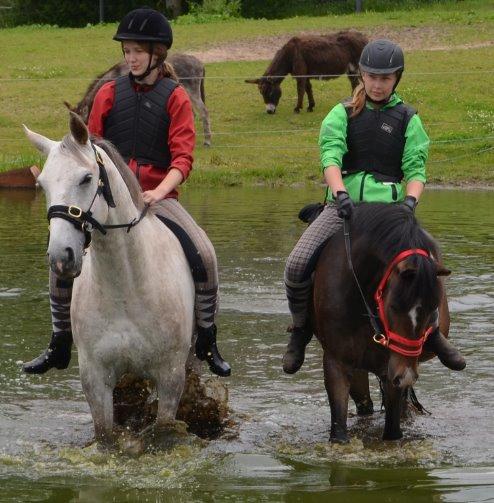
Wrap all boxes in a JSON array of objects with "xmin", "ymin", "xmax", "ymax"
[{"xmin": 188, "ymin": 26, "xmax": 493, "ymax": 63}]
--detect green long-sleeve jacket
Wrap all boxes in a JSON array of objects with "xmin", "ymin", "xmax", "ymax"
[{"xmin": 319, "ymin": 93, "xmax": 429, "ymax": 203}]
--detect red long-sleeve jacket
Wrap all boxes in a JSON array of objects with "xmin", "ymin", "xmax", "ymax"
[{"xmin": 88, "ymin": 78, "xmax": 195, "ymax": 199}]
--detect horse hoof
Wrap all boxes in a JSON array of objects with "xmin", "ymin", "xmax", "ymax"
[
  {"xmin": 293, "ymin": 108, "xmax": 301, "ymax": 114},
  {"xmin": 203, "ymin": 141, "xmax": 211, "ymax": 147},
  {"xmin": 330, "ymin": 436, "xmax": 350, "ymax": 444},
  {"xmin": 356, "ymin": 405, "xmax": 374, "ymax": 416},
  {"xmin": 307, "ymin": 107, "xmax": 314, "ymax": 112},
  {"xmin": 382, "ymin": 431, "xmax": 403, "ymax": 441}
]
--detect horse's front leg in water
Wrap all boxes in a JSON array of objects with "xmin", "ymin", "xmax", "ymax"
[
  {"xmin": 382, "ymin": 377, "xmax": 405, "ymax": 441},
  {"xmin": 323, "ymin": 352, "xmax": 352, "ymax": 443},
  {"xmin": 349, "ymin": 370, "xmax": 374, "ymax": 416},
  {"xmin": 153, "ymin": 366, "xmax": 186, "ymax": 427},
  {"xmin": 79, "ymin": 361, "xmax": 115, "ymax": 447}
]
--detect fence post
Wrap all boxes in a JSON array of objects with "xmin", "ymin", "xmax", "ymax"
[
  {"xmin": 356, "ymin": 0, "xmax": 363, "ymax": 13},
  {"xmin": 99, "ymin": 0, "xmax": 104, "ymax": 23}
]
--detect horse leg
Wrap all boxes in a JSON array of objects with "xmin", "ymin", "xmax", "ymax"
[
  {"xmin": 323, "ymin": 352, "xmax": 352, "ymax": 443},
  {"xmin": 350, "ymin": 370, "xmax": 374, "ymax": 416},
  {"xmin": 79, "ymin": 361, "xmax": 115, "ymax": 447},
  {"xmin": 305, "ymin": 79, "xmax": 315, "ymax": 112},
  {"xmin": 189, "ymin": 88, "xmax": 212, "ymax": 147},
  {"xmin": 382, "ymin": 377, "xmax": 405, "ymax": 440},
  {"xmin": 154, "ymin": 366, "xmax": 187, "ymax": 427},
  {"xmin": 294, "ymin": 76, "xmax": 306, "ymax": 113}
]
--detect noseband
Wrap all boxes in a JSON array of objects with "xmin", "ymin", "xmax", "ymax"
[
  {"xmin": 47, "ymin": 142, "xmax": 148, "ymax": 249},
  {"xmin": 343, "ymin": 220, "xmax": 434, "ymax": 358},
  {"xmin": 373, "ymin": 249, "xmax": 434, "ymax": 357}
]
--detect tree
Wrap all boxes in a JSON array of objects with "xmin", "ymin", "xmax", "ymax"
[{"xmin": 165, "ymin": 0, "xmax": 184, "ymax": 18}]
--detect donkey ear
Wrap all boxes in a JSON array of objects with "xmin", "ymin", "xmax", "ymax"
[
  {"xmin": 245, "ymin": 78, "xmax": 260, "ymax": 84},
  {"xmin": 63, "ymin": 100, "xmax": 75, "ymax": 111},
  {"xmin": 23, "ymin": 125, "xmax": 57, "ymax": 156},
  {"xmin": 436, "ymin": 264, "xmax": 451, "ymax": 277},
  {"xmin": 69, "ymin": 111, "xmax": 89, "ymax": 145}
]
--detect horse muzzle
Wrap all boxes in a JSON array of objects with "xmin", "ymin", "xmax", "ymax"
[
  {"xmin": 48, "ymin": 247, "xmax": 82, "ymax": 279},
  {"xmin": 265, "ymin": 104, "xmax": 276, "ymax": 114},
  {"xmin": 388, "ymin": 351, "xmax": 419, "ymax": 389}
]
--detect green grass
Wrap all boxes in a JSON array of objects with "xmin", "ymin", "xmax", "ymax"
[{"xmin": 0, "ymin": 0, "xmax": 493, "ymax": 186}]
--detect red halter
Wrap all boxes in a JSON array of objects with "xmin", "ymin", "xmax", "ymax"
[{"xmin": 374, "ymin": 249, "xmax": 434, "ymax": 357}]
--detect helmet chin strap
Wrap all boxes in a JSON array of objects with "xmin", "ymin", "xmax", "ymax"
[
  {"xmin": 363, "ymin": 70, "xmax": 402, "ymax": 105},
  {"xmin": 125, "ymin": 42, "xmax": 160, "ymax": 83}
]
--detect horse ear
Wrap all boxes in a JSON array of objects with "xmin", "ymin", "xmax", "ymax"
[
  {"xmin": 63, "ymin": 100, "xmax": 75, "ymax": 112},
  {"xmin": 436, "ymin": 264, "xmax": 451, "ymax": 277},
  {"xmin": 245, "ymin": 78, "xmax": 260, "ymax": 84},
  {"xmin": 69, "ymin": 111, "xmax": 89, "ymax": 145},
  {"xmin": 23, "ymin": 125, "xmax": 57, "ymax": 156}
]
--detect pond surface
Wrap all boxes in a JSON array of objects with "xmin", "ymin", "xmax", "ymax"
[{"xmin": 0, "ymin": 186, "xmax": 493, "ymax": 502}]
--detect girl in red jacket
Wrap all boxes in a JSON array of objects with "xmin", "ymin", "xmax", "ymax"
[{"xmin": 23, "ymin": 8, "xmax": 231, "ymax": 377}]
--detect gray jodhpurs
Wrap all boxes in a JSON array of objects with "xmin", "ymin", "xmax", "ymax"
[{"xmin": 284, "ymin": 203, "xmax": 343, "ymax": 328}]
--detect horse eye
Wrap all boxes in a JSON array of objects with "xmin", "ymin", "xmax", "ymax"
[{"xmin": 79, "ymin": 174, "xmax": 92, "ymax": 186}]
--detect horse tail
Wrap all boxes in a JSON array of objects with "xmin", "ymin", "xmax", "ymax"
[{"xmin": 200, "ymin": 67, "xmax": 206, "ymax": 104}]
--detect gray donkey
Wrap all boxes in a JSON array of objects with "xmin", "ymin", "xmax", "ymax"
[{"xmin": 71, "ymin": 53, "xmax": 212, "ymax": 146}]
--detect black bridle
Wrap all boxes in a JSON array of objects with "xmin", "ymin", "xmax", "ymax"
[{"xmin": 47, "ymin": 142, "xmax": 149, "ymax": 249}]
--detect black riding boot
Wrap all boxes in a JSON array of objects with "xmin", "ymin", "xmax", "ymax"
[
  {"xmin": 282, "ymin": 326, "xmax": 312, "ymax": 374},
  {"xmin": 424, "ymin": 329, "xmax": 466, "ymax": 371},
  {"xmin": 195, "ymin": 325, "xmax": 231, "ymax": 377},
  {"xmin": 22, "ymin": 331, "xmax": 72, "ymax": 374}
]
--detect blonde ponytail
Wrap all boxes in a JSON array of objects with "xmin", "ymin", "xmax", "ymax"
[{"xmin": 346, "ymin": 82, "xmax": 366, "ymax": 117}]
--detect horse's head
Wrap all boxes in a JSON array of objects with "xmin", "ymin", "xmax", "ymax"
[
  {"xmin": 379, "ymin": 251, "xmax": 451, "ymax": 388},
  {"xmin": 23, "ymin": 113, "xmax": 111, "ymax": 279},
  {"xmin": 245, "ymin": 77, "xmax": 282, "ymax": 114}
]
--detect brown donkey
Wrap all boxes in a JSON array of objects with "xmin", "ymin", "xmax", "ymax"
[
  {"xmin": 68, "ymin": 53, "xmax": 212, "ymax": 146},
  {"xmin": 245, "ymin": 30, "xmax": 367, "ymax": 114}
]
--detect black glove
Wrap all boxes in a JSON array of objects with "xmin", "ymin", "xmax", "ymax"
[
  {"xmin": 402, "ymin": 195, "xmax": 418, "ymax": 213},
  {"xmin": 335, "ymin": 191, "xmax": 355, "ymax": 220}
]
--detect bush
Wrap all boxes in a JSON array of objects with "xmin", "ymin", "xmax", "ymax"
[
  {"xmin": 7, "ymin": 0, "xmax": 173, "ymax": 28},
  {"xmin": 240, "ymin": 0, "xmax": 457, "ymax": 20}
]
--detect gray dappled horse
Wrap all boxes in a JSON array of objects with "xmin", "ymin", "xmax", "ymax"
[
  {"xmin": 71, "ymin": 53, "xmax": 212, "ymax": 146},
  {"xmin": 24, "ymin": 113, "xmax": 195, "ymax": 446}
]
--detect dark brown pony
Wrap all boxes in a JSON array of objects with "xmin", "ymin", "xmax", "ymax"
[
  {"xmin": 313, "ymin": 203, "xmax": 451, "ymax": 442},
  {"xmin": 245, "ymin": 30, "xmax": 367, "ymax": 114}
]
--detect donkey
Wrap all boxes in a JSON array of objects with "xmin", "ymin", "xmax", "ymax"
[
  {"xmin": 24, "ymin": 113, "xmax": 196, "ymax": 446},
  {"xmin": 245, "ymin": 30, "xmax": 368, "ymax": 114},
  {"xmin": 71, "ymin": 53, "xmax": 212, "ymax": 146}
]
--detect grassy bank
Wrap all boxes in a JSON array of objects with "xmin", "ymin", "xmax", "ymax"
[{"xmin": 0, "ymin": 0, "xmax": 493, "ymax": 186}]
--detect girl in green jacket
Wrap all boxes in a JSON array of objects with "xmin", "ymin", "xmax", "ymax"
[{"xmin": 282, "ymin": 39, "xmax": 465, "ymax": 375}]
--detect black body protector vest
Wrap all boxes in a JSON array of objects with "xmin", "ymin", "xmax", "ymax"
[
  {"xmin": 341, "ymin": 100, "xmax": 416, "ymax": 183},
  {"xmin": 104, "ymin": 75, "xmax": 178, "ymax": 168}
]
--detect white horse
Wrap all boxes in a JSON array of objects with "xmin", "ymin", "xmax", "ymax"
[{"xmin": 24, "ymin": 112, "xmax": 195, "ymax": 446}]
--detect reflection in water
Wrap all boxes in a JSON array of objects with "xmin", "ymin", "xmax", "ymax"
[{"xmin": 0, "ymin": 186, "xmax": 493, "ymax": 500}]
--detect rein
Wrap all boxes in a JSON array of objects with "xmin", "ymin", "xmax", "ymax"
[
  {"xmin": 343, "ymin": 219, "xmax": 434, "ymax": 358},
  {"xmin": 47, "ymin": 142, "xmax": 149, "ymax": 248}
]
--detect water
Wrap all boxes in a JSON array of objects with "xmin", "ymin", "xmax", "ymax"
[{"xmin": 0, "ymin": 186, "xmax": 493, "ymax": 502}]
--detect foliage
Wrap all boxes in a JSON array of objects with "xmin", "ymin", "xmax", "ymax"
[
  {"xmin": 5, "ymin": 0, "xmax": 172, "ymax": 28},
  {"xmin": 240, "ymin": 0, "xmax": 460, "ymax": 19}
]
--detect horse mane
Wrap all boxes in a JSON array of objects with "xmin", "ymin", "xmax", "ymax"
[
  {"xmin": 60, "ymin": 134, "xmax": 145, "ymax": 211},
  {"xmin": 263, "ymin": 39, "xmax": 295, "ymax": 80},
  {"xmin": 93, "ymin": 138, "xmax": 146, "ymax": 211},
  {"xmin": 352, "ymin": 203, "xmax": 441, "ymax": 311}
]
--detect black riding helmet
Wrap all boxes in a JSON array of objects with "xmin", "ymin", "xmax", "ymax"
[
  {"xmin": 114, "ymin": 8, "xmax": 172, "ymax": 81},
  {"xmin": 359, "ymin": 39, "xmax": 404, "ymax": 92},
  {"xmin": 114, "ymin": 7, "xmax": 173, "ymax": 48}
]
